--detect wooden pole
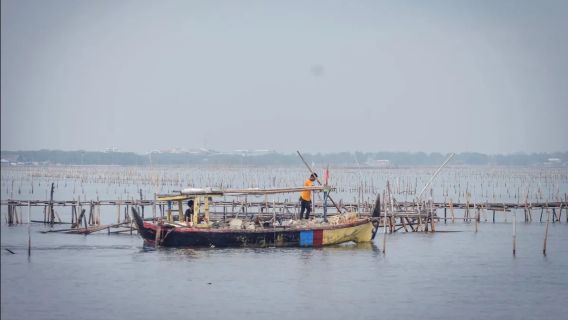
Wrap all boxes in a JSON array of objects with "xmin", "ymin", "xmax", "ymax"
[
  {"xmin": 71, "ymin": 204, "xmax": 76, "ymax": 226},
  {"xmin": 424, "ymin": 206, "xmax": 429, "ymax": 233},
  {"xmin": 139, "ymin": 189, "xmax": 145, "ymax": 220},
  {"xmin": 96, "ymin": 204, "xmax": 100, "ymax": 225},
  {"xmin": 155, "ymin": 224, "xmax": 161, "ymax": 247},
  {"xmin": 512, "ymin": 210, "xmax": 516, "ymax": 256},
  {"xmin": 82, "ymin": 209, "xmax": 88, "ymax": 229},
  {"xmin": 565, "ymin": 193, "xmax": 567, "ymax": 223},
  {"xmin": 430, "ymin": 198, "xmax": 435, "ymax": 232},
  {"xmin": 75, "ymin": 202, "xmax": 81, "ymax": 228},
  {"xmin": 543, "ymin": 208, "xmax": 550, "ymax": 256},
  {"xmin": 152, "ymin": 194, "xmax": 156, "ymax": 221},
  {"xmin": 8, "ymin": 204, "xmax": 13, "ymax": 225},
  {"xmin": 49, "ymin": 182, "xmax": 55, "ymax": 226},
  {"xmin": 382, "ymin": 200, "xmax": 387, "ymax": 254},
  {"xmin": 524, "ymin": 191, "xmax": 529, "ymax": 222},
  {"xmin": 401, "ymin": 216, "xmax": 408, "ymax": 232},
  {"xmin": 450, "ymin": 199, "xmax": 454, "ymax": 223},
  {"xmin": 475, "ymin": 204, "xmax": 478, "ymax": 233},
  {"xmin": 28, "ymin": 201, "xmax": 31, "ymax": 257},
  {"xmin": 88, "ymin": 202, "xmax": 94, "ymax": 226},
  {"xmin": 416, "ymin": 201, "xmax": 422, "ymax": 231},
  {"xmin": 430, "ymin": 209, "xmax": 436, "ymax": 232},
  {"xmin": 465, "ymin": 194, "xmax": 470, "ymax": 223},
  {"xmin": 416, "ymin": 153, "xmax": 455, "ymax": 200}
]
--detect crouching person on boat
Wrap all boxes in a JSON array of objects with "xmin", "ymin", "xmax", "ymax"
[
  {"xmin": 299, "ymin": 173, "xmax": 317, "ymax": 219},
  {"xmin": 184, "ymin": 200, "xmax": 194, "ymax": 225}
]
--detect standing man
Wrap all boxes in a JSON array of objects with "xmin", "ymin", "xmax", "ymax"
[{"xmin": 299, "ymin": 173, "xmax": 317, "ymax": 219}]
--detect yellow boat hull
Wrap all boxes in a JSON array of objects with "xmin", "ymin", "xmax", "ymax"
[{"xmin": 321, "ymin": 219, "xmax": 374, "ymax": 245}]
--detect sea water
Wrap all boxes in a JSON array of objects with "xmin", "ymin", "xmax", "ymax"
[{"xmin": 1, "ymin": 165, "xmax": 567, "ymax": 320}]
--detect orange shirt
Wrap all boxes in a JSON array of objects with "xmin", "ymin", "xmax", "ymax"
[{"xmin": 300, "ymin": 179, "xmax": 313, "ymax": 201}]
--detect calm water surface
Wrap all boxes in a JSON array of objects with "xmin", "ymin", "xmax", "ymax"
[
  {"xmin": 2, "ymin": 221, "xmax": 567, "ymax": 320},
  {"xmin": 2, "ymin": 165, "xmax": 567, "ymax": 319}
]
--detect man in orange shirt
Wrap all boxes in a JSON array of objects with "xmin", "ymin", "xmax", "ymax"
[{"xmin": 299, "ymin": 173, "xmax": 317, "ymax": 219}]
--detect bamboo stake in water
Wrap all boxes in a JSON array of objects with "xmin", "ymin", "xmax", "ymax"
[
  {"xmin": 512, "ymin": 210, "xmax": 516, "ymax": 256},
  {"xmin": 543, "ymin": 208, "xmax": 550, "ymax": 256},
  {"xmin": 475, "ymin": 204, "xmax": 478, "ymax": 233},
  {"xmin": 152, "ymin": 193, "xmax": 156, "ymax": 221},
  {"xmin": 28, "ymin": 201, "xmax": 31, "ymax": 257},
  {"xmin": 383, "ymin": 188, "xmax": 388, "ymax": 253},
  {"xmin": 450, "ymin": 198, "xmax": 455, "ymax": 223},
  {"xmin": 382, "ymin": 204, "xmax": 387, "ymax": 254}
]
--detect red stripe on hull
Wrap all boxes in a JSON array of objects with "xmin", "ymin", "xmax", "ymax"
[{"xmin": 313, "ymin": 229, "xmax": 323, "ymax": 247}]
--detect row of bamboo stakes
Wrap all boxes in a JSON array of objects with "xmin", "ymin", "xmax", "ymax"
[
  {"xmin": 2, "ymin": 190, "xmax": 565, "ymax": 257},
  {"xmin": 2, "ymin": 175, "xmax": 566, "ymax": 225},
  {"xmin": 2, "ymin": 165, "xmax": 566, "ymax": 205},
  {"xmin": 1, "ymin": 163, "xmax": 566, "ymax": 256},
  {"xmin": 3, "ymin": 192, "xmax": 565, "ymax": 236}
]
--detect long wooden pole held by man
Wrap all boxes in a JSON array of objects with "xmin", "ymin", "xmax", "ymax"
[{"xmin": 297, "ymin": 151, "xmax": 343, "ymax": 213}]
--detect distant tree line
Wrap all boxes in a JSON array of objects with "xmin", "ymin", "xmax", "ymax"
[
  {"xmin": 1, "ymin": 150, "xmax": 566, "ymax": 166},
  {"xmin": 1, "ymin": 150, "xmax": 568, "ymax": 167}
]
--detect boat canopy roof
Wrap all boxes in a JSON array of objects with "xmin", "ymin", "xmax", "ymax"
[{"xmin": 157, "ymin": 186, "xmax": 330, "ymax": 201}]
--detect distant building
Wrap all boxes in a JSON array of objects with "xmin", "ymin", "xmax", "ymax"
[
  {"xmin": 231, "ymin": 149, "xmax": 276, "ymax": 156},
  {"xmin": 365, "ymin": 159, "xmax": 393, "ymax": 168},
  {"xmin": 250, "ymin": 149, "xmax": 276, "ymax": 156},
  {"xmin": 544, "ymin": 158, "xmax": 563, "ymax": 167},
  {"xmin": 104, "ymin": 147, "xmax": 120, "ymax": 153}
]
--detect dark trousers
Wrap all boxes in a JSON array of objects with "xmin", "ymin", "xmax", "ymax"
[{"xmin": 300, "ymin": 199, "xmax": 312, "ymax": 219}]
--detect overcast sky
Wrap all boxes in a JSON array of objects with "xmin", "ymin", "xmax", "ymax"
[{"xmin": 1, "ymin": 0, "xmax": 567, "ymax": 154}]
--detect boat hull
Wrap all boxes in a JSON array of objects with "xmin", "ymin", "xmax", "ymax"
[{"xmin": 133, "ymin": 211, "xmax": 373, "ymax": 248}]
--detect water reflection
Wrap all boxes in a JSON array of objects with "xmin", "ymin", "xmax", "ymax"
[{"xmin": 138, "ymin": 240, "xmax": 382, "ymax": 262}]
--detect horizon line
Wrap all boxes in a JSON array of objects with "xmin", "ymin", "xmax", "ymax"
[{"xmin": 2, "ymin": 149, "xmax": 567, "ymax": 156}]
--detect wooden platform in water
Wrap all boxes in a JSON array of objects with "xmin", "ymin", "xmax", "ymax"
[{"xmin": 2, "ymin": 196, "xmax": 566, "ymax": 234}]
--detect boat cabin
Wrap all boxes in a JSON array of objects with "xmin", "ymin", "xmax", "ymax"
[
  {"xmin": 156, "ymin": 186, "xmax": 331, "ymax": 228},
  {"xmin": 157, "ymin": 188, "xmax": 223, "ymax": 227}
]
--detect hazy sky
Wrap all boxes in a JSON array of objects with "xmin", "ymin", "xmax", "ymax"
[{"xmin": 2, "ymin": 0, "xmax": 567, "ymax": 154}]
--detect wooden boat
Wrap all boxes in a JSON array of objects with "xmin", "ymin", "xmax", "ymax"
[{"xmin": 131, "ymin": 186, "xmax": 375, "ymax": 248}]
